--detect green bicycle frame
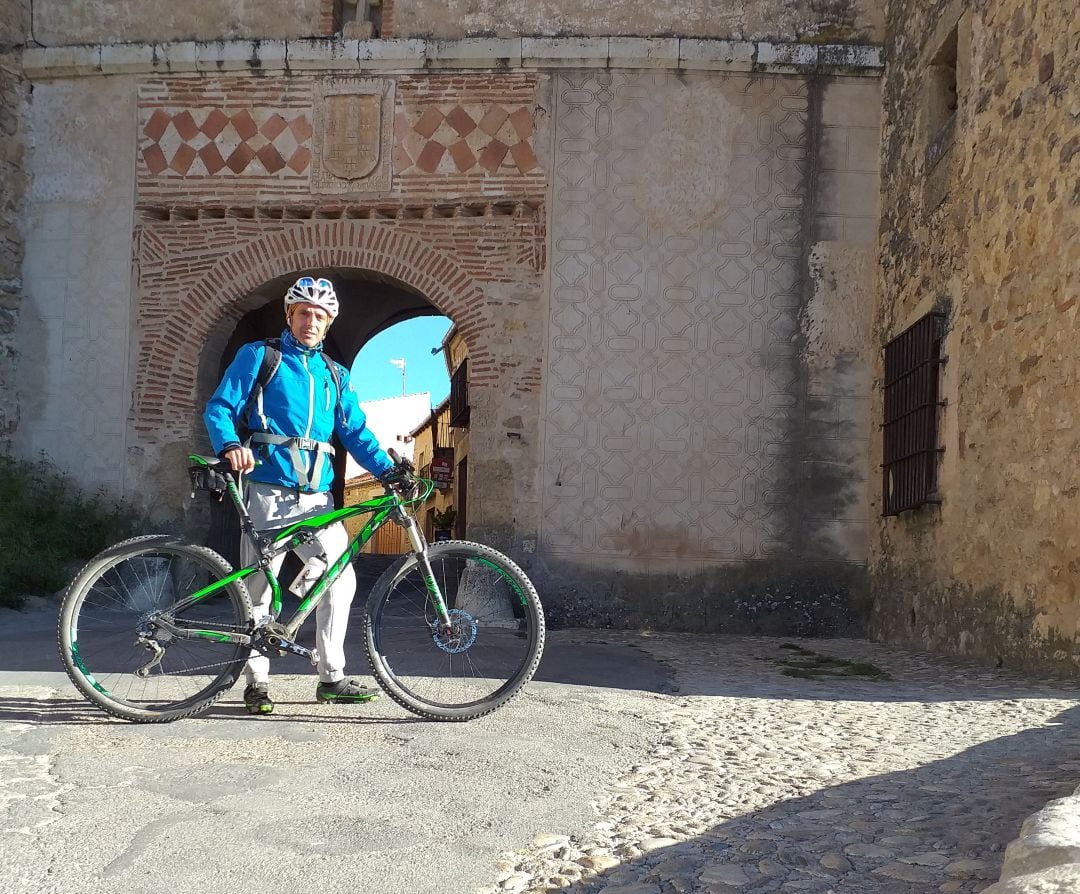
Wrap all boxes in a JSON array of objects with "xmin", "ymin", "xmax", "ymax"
[{"xmin": 170, "ymin": 455, "xmax": 450, "ymax": 652}]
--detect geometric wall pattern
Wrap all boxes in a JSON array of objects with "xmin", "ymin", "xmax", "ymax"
[
  {"xmin": 541, "ymin": 70, "xmax": 809, "ymax": 566},
  {"xmin": 135, "ymin": 74, "xmax": 545, "ymax": 206},
  {"xmin": 394, "ymin": 103, "xmax": 538, "ymax": 175},
  {"xmin": 16, "ymin": 78, "xmax": 137, "ymax": 497},
  {"xmin": 136, "ymin": 77, "xmax": 316, "ymax": 205},
  {"xmin": 139, "ymin": 107, "xmax": 313, "ymax": 177}
]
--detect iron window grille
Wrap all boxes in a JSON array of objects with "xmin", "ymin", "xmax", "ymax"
[
  {"xmin": 882, "ymin": 312, "xmax": 947, "ymax": 516},
  {"xmin": 449, "ymin": 359, "xmax": 470, "ymax": 428}
]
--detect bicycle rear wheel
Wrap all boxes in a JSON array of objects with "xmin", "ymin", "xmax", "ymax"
[
  {"xmin": 58, "ymin": 535, "xmax": 253, "ymax": 723},
  {"xmin": 363, "ymin": 541, "xmax": 545, "ymax": 721}
]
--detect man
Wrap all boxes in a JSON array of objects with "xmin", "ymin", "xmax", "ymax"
[{"xmin": 205, "ymin": 275, "xmax": 400, "ymax": 715}]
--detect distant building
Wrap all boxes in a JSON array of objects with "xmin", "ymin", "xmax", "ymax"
[
  {"xmin": 342, "ymin": 391, "xmax": 431, "ymax": 551},
  {"xmin": 344, "ymin": 391, "xmax": 431, "ymax": 479}
]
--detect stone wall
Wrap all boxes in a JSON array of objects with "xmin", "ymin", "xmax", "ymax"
[
  {"xmin": 393, "ymin": 0, "xmax": 885, "ymax": 43},
  {"xmin": 28, "ymin": 0, "xmax": 885, "ymax": 46},
  {"xmin": 0, "ymin": 0, "xmax": 29, "ymax": 449},
  {"xmin": 32, "ymin": 0, "xmax": 328, "ymax": 45},
  {"xmin": 870, "ymin": 0, "xmax": 1080, "ymax": 673},
  {"xmin": 14, "ymin": 41, "xmax": 883, "ymax": 630}
]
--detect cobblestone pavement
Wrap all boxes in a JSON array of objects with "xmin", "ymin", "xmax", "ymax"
[
  {"xmin": 483, "ymin": 632, "xmax": 1080, "ymax": 894},
  {"xmin": 3, "ymin": 613, "xmax": 1079, "ymax": 894}
]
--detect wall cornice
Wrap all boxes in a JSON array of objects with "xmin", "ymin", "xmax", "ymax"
[{"xmin": 21, "ymin": 36, "xmax": 883, "ymax": 80}]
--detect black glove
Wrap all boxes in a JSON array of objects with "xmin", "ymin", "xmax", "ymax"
[{"xmin": 379, "ymin": 460, "xmax": 416, "ymax": 495}]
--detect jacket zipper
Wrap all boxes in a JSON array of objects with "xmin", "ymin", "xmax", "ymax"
[{"xmin": 301, "ymin": 354, "xmax": 315, "ymax": 437}]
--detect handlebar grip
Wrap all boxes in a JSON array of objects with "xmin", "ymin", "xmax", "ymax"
[{"xmin": 387, "ymin": 447, "xmax": 402, "ymax": 464}]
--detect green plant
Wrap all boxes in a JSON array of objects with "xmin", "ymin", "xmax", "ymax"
[
  {"xmin": 0, "ymin": 452, "xmax": 139, "ymax": 609},
  {"xmin": 433, "ymin": 506, "xmax": 456, "ymax": 529},
  {"xmin": 773, "ymin": 643, "xmax": 892, "ymax": 681}
]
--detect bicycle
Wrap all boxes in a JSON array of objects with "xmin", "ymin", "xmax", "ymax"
[{"xmin": 58, "ymin": 453, "xmax": 545, "ymax": 723}]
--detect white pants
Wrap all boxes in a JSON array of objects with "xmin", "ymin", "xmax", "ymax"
[{"xmin": 241, "ymin": 482, "xmax": 356, "ymax": 686}]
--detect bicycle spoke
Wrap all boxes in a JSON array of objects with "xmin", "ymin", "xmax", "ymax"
[
  {"xmin": 366, "ymin": 543, "xmax": 544, "ymax": 719},
  {"xmin": 61, "ymin": 539, "xmax": 250, "ymax": 721}
]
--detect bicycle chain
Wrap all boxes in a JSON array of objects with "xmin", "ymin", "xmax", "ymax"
[{"xmin": 143, "ymin": 619, "xmax": 251, "ymax": 677}]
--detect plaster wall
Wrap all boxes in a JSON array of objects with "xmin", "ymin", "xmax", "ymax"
[
  {"xmin": 13, "ymin": 77, "xmax": 137, "ymax": 493},
  {"xmin": 0, "ymin": 0, "xmax": 30, "ymax": 447},
  {"xmin": 536, "ymin": 70, "xmax": 881, "ymax": 629},
  {"xmin": 393, "ymin": 0, "xmax": 885, "ymax": 43},
  {"xmin": 11, "ymin": 55, "xmax": 882, "ymax": 633},
  {"xmin": 871, "ymin": 0, "xmax": 1080, "ymax": 673},
  {"xmin": 32, "ymin": 1, "xmax": 325, "ymax": 46}
]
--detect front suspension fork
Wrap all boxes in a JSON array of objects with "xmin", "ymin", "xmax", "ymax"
[{"xmin": 399, "ymin": 512, "xmax": 453, "ymax": 628}]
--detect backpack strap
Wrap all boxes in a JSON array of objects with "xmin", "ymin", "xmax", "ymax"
[
  {"xmin": 239, "ymin": 338, "xmax": 282, "ymax": 440},
  {"xmin": 239, "ymin": 339, "xmax": 343, "ymax": 492},
  {"xmin": 325, "ymin": 358, "xmax": 342, "ymax": 407},
  {"xmin": 248, "ymin": 432, "xmax": 336, "ymax": 491}
]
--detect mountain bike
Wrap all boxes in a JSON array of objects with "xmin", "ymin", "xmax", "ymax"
[{"xmin": 58, "ymin": 454, "xmax": 545, "ymax": 723}]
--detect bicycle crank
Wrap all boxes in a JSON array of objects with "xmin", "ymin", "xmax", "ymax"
[{"xmin": 253, "ymin": 623, "xmax": 318, "ymax": 663}]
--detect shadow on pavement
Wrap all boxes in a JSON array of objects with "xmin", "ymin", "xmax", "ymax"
[
  {"xmin": 6, "ymin": 587, "xmax": 1079, "ymax": 702},
  {"xmin": 0, "ymin": 692, "xmax": 428, "ymax": 727},
  {"xmin": 539, "ymin": 703, "xmax": 1080, "ymax": 893}
]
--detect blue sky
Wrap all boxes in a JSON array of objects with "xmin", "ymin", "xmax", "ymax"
[{"xmin": 350, "ymin": 315, "xmax": 454, "ymax": 404}]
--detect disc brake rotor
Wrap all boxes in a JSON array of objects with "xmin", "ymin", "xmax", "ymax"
[{"xmin": 432, "ymin": 609, "xmax": 478, "ymax": 654}]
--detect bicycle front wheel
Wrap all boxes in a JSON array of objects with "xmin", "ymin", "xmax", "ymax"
[
  {"xmin": 58, "ymin": 535, "xmax": 253, "ymax": 723},
  {"xmin": 363, "ymin": 541, "xmax": 545, "ymax": 721}
]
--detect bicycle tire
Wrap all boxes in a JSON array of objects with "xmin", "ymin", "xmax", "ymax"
[
  {"xmin": 363, "ymin": 540, "xmax": 545, "ymax": 721},
  {"xmin": 58, "ymin": 535, "xmax": 253, "ymax": 723}
]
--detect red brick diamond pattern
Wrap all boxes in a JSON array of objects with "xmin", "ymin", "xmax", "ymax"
[
  {"xmin": 396, "ymin": 103, "xmax": 538, "ymax": 176},
  {"xmin": 139, "ymin": 108, "xmax": 312, "ymax": 178}
]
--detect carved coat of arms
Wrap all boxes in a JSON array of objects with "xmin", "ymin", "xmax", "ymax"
[{"xmin": 312, "ymin": 78, "xmax": 395, "ymax": 194}]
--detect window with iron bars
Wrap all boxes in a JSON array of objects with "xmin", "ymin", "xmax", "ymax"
[
  {"xmin": 881, "ymin": 312, "xmax": 947, "ymax": 516},
  {"xmin": 449, "ymin": 359, "xmax": 470, "ymax": 428}
]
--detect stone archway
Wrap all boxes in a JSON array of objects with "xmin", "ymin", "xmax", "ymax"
[
  {"xmin": 129, "ymin": 215, "xmax": 545, "ymax": 553},
  {"xmin": 131, "ymin": 220, "xmax": 495, "ymax": 447}
]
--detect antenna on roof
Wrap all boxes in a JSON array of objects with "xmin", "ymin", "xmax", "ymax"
[{"xmin": 389, "ymin": 358, "xmax": 406, "ymax": 395}]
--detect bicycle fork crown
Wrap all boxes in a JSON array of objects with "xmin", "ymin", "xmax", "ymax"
[{"xmin": 431, "ymin": 609, "xmax": 478, "ymax": 654}]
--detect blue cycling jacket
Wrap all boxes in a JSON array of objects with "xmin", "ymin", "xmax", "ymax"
[{"xmin": 204, "ymin": 330, "xmax": 395, "ymax": 492}]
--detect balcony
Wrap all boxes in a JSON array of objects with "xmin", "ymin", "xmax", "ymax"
[{"xmin": 449, "ymin": 359, "xmax": 470, "ymax": 428}]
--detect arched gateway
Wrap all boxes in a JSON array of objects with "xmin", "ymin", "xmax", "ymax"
[
  {"xmin": 132, "ymin": 220, "xmax": 498, "ymax": 444},
  {"xmin": 128, "ymin": 213, "xmax": 547, "ymax": 550}
]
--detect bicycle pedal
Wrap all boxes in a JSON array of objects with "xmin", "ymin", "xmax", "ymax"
[{"xmin": 309, "ymin": 648, "xmax": 320, "ymax": 667}]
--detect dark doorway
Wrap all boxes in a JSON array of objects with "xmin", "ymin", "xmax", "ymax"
[
  {"xmin": 456, "ymin": 456, "xmax": 468, "ymax": 538},
  {"xmin": 207, "ymin": 267, "xmax": 440, "ymax": 566}
]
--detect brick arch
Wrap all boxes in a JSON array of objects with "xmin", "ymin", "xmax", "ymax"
[{"xmin": 132, "ymin": 221, "xmax": 493, "ymax": 444}]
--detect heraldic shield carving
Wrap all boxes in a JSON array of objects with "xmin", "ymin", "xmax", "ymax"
[{"xmin": 312, "ymin": 77, "xmax": 395, "ymax": 194}]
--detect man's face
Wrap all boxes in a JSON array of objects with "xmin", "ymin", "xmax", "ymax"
[{"xmin": 288, "ymin": 303, "xmax": 332, "ymax": 347}]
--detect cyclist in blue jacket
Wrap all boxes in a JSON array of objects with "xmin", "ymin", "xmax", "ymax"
[{"xmin": 205, "ymin": 275, "xmax": 399, "ymax": 715}]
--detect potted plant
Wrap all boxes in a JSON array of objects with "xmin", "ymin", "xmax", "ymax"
[{"xmin": 432, "ymin": 507, "xmax": 456, "ymax": 541}]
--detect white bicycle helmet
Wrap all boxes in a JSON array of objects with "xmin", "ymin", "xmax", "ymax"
[{"xmin": 284, "ymin": 276, "xmax": 339, "ymax": 319}]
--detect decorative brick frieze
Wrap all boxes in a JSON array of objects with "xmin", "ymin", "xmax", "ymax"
[
  {"xmin": 140, "ymin": 107, "xmax": 313, "ymax": 177},
  {"xmin": 135, "ymin": 198, "xmax": 544, "ymax": 223},
  {"xmin": 136, "ymin": 72, "xmax": 544, "ymax": 205},
  {"xmin": 138, "ymin": 76, "xmax": 316, "ymax": 205},
  {"xmin": 394, "ymin": 72, "xmax": 544, "ymax": 199}
]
